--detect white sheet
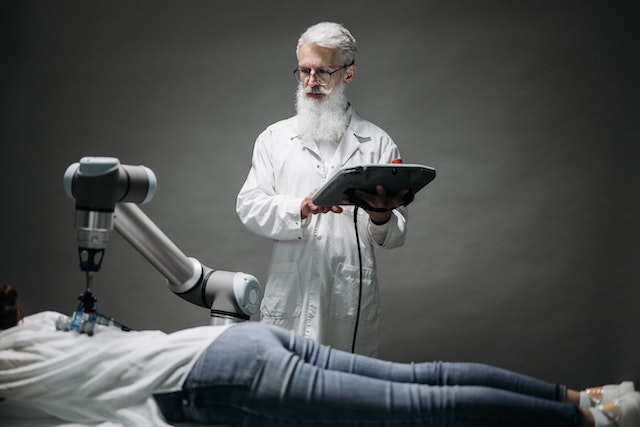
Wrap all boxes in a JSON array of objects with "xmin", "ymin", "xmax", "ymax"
[{"xmin": 1, "ymin": 311, "xmax": 231, "ymax": 426}]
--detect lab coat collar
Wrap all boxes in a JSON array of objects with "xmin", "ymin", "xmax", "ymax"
[{"xmin": 337, "ymin": 107, "xmax": 371, "ymax": 165}]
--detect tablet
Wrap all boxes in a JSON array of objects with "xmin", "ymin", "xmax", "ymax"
[{"xmin": 312, "ymin": 163, "xmax": 436, "ymax": 207}]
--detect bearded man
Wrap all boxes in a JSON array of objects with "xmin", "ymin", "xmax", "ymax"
[{"xmin": 236, "ymin": 22, "xmax": 409, "ymax": 356}]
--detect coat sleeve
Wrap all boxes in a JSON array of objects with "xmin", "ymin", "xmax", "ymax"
[
  {"xmin": 236, "ymin": 131, "xmax": 307, "ymax": 241},
  {"xmin": 367, "ymin": 206, "xmax": 408, "ymax": 248},
  {"xmin": 365, "ymin": 135, "xmax": 408, "ymax": 249}
]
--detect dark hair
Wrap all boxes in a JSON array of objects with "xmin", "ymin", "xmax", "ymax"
[{"xmin": 0, "ymin": 284, "xmax": 23, "ymax": 329}]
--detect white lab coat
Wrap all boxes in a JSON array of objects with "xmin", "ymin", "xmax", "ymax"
[{"xmin": 236, "ymin": 108, "xmax": 407, "ymax": 356}]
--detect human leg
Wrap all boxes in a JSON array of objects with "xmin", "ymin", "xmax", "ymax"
[{"xmin": 177, "ymin": 322, "xmax": 582, "ymax": 426}]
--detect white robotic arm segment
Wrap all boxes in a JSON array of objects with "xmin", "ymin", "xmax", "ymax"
[
  {"xmin": 63, "ymin": 157, "xmax": 157, "ymax": 209},
  {"xmin": 63, "ymin": 157, "xmax": 158, "ymax": 272},
  {"xmin": 168, "ymin": 257, "xmax": 203, "ymax": 294},
  {"xmin": 114, "ymin": 202, "xmax": 261, "ymax": 323},
  {"xmin": 174, "ymin": 267, "xmax": 261, "ymax": 324},
  {"xmin": 113, "ymin": 202, "xmax": 201, "ymax": 291},
  {"xmin": 64, "ymin": 157, "xmax": 261, "ymax": 325}
]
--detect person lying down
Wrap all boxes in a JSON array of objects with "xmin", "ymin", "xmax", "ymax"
[{"xmin": 1, "ymin": 284, "xmax": 638, "ymax": 427}]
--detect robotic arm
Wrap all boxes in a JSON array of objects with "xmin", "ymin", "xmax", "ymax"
[{"xmin": 63, "ymin": 157, "xmax": 261, "ymax": 328}]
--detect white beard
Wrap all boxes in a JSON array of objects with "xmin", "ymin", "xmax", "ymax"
[{"xmin": 295, "ymin": 83, "xmax": 350, "ymax": 144}]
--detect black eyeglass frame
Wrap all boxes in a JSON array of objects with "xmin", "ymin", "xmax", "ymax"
[{"xmin": 293, "ymin": 63, "xmax": 353, "ymax": 86}]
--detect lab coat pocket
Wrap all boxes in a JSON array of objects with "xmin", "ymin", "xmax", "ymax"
[
  {"xmin": 330, "ymin": 263, "xmax": 376, "ymax": 320},
  {"xmin": 261, "ymin": 261, "xmax": 302, "ymax": 320}
]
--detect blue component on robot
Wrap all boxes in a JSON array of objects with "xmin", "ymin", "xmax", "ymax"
[
  {"xmin": 56, "ymin": 285, "xmax": 98, "ymax": 335},
  {"xmin": 70, "ymin": 288, "xmax": 98, "ymax": 335}
]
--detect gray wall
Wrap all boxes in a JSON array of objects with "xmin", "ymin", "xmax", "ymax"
[{"xmin": 2, "ymin": 1, "xmax": 638, "ymax": 390}]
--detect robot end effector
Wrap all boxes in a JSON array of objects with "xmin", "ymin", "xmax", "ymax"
[
  {"xmin": 63, "ymin": 157, "xmax": 261, "ymax": 324},
  {"xmin": 64, "ymin": 156, "xmax": 157, "ymax": 273}
]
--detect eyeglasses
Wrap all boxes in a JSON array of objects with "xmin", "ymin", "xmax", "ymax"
[{"xmin": 293, "ymin": 64, "xmax": 350, "ymax": 86}]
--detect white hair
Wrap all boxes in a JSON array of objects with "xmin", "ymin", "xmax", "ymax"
[{"xmin": 296, "ymin": 22, "xmax": 357, "ymax": 65}]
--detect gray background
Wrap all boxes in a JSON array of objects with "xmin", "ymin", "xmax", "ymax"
[{"xmin": 2, "ymin": 1, "xmax": 637, "ymax": 390}]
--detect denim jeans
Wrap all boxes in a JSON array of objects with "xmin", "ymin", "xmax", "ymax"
[{"xmin": 155, "ymin": 322, "xmax": 581, "ymax": 426}]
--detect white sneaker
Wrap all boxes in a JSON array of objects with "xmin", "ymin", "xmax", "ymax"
[
  {"xmin": 587, "ymin": 381, "xmax": 636, "ymax": 406},
  {"xmin": 594, "ymin": 391, "xmax": 640, "ymax": 427}
]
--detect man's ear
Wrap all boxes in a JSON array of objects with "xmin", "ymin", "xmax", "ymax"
[{"xmin": 345, "ymin": 64, "xmax": 357, "ymax": 83}]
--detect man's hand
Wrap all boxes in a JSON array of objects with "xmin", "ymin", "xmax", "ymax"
[
  {"xmin": 349, "ymin": 185, "xmax": 409, "ymax": 225},
  {"xmin": 301, "ymin": 189, "xmax": 344, "ymax": 219}
]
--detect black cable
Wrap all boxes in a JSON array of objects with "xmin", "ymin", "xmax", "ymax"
[{"xmin": 351, "ymin": 206, "xmax": 364, "ymax": 353}]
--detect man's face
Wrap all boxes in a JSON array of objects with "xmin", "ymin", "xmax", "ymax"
[{"xmin": 297, "ymin": 42, "xmax": 353, "ymax": 101}]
